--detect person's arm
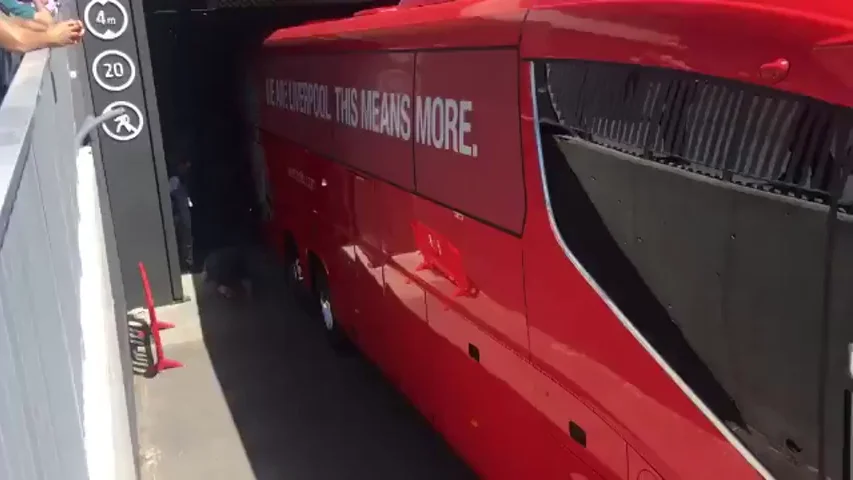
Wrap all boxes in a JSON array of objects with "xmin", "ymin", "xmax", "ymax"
[
  {"xmin": 0, "ymin": 15, "xmax": 83, "ymax": 52},
  {"xmin": 6, "ymin": 14, "xmax": 47, "ymax": 31}
]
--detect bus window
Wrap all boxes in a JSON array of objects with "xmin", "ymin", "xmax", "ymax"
[
  {"xmin": 333, "ymin": 52, "xmax": 416, "ymax": 191},
  {"xmin": 413, "ymin": 49, "xmax": 525, "ymax": 234},
  {"xmin": 259, "ymin": 54, "xmax": 335, "ymax": 158}
]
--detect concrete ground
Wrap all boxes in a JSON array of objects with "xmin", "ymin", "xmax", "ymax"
[{"xmin": 135, "ymin": 253, "xmax": 475, "ymax": 480}]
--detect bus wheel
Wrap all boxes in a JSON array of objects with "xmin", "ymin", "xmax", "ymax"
[{"xmin": 312, "ymin": 268, "xmax": 346, "ymax": 349}]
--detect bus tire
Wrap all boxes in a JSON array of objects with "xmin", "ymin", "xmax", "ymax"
[{"xmin": 312, "ymin": 268, "xmax": 347, "ymax": 350}]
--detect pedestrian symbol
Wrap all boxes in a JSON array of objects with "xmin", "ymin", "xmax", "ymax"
[
  {"xmin": 116, "ymin": 114, "xmax": 137, "ymax": 134},
  {"xmin": 101, "ymin": 101, "xmax": 144, "ymax": 142}
]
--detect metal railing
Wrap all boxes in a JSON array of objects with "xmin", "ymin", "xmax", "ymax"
[{"xmin": 0, "ymin": 42, "xmax": 137, "ymax": 480}]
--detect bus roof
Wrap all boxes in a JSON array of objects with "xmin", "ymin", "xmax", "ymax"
[
  {"xmin": 261, "ymin": 0, "xmax": 853, "ymax": 106},
  {"xmin": 263, "ymin": 0, "xmax": 853, "ymax": 51},
  {"xmin": 263, "ymin": 0, "xmax": 526, "ymax": 51}
]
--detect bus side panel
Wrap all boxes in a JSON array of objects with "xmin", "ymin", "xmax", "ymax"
[
  {"xmin": 421, "ymin": 287, "xmax": 621, "ymax": 480},
  {"xmin": 348, "ymin": 176, "xmax": 446, "ymax": 426},
  {"xmin": 411, "ymin": 49, "xmax": 530, "ymax": 355},
  {"xmin": 260, "ymin": 134, "xmax": 317, "ymax": 258},
  {"xmin": 406, "ymin": 48, "xmax": 626, "ymax": 479},
  {"xmin": 423, "ymin": 294, "xmax": 533, "ymax": 479},
  {"xmin": 411, "ymin": 196, "xmax": 530, "ymax": 354},
  {"xmin": 310, "ymin": 156, "xmax": 359, "ymax": 330},
  {"xmin": 628, "ymin": 446, "xmax": 662, "ymax": 480},
  {"xmin": 350, "ymin": 174, "xmax": 389, "ymax": 362},
  {"xmin": 412, "ymin": 241, "xmax": 631, "ymax": 479},
  {"xmin": 362, "ymin": 182, "xmax": 613, "ymax": 480},
  {"xmin": 373, "ymin": 181, "xmax": 441, "ymax": 418}
]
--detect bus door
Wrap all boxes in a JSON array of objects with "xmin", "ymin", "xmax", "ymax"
[
  {"xmin": 376, "ymin": 181, "xmax": 436, "ymax": 420},
  {"xmin": 350, "ymin": 173, "xmax": 388, "ymax": 360},
  {"xmin": 408, "ymin": 48, "xmax": 534, "ymax": 477},
  {"xmin": 337, "ymin": 51, "xmax": 417, "ymax": 382},
  {"xmin": 310, "ymin": 156, "xmax": 358, "ymax": 328}
]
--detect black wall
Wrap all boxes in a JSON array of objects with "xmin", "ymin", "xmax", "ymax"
[{"xmin": 145, "ymin": 5, "xmax": 364, "ymax": 267}]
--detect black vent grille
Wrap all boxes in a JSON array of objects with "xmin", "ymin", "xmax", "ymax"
[{"xmin": 544, "ymin": 61, "xmax": 853, "ymax": 201}]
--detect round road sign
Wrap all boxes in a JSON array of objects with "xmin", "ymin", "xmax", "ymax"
[
  {"xmin": 92, "ymin": 49, "xmax": 137, "ymax": 92},
  {"xmin": 101, "ymin": 101, "xmax": 145, "ymax": 142},
  {"xmin": 83, "ymin": 0, "xmax": 129, "ymax": 41}
]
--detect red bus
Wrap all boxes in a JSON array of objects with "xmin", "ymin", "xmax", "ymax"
[{"xmin": 253, "ymin": 1, "xmax": 853, "ymax": 478}]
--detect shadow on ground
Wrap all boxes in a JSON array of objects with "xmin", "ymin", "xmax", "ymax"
[{"xmin": 189, "ymin": 247, "xmax": 476, "ymax": 480}]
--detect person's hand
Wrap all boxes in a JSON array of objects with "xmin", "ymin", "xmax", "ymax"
[
  {"xmin": 33, "ymin": 10, "xmax": 54, "ymax": 26},
  {"xmin": 46, "ymin": 20, "xmax": 84, "ymax": 47}
]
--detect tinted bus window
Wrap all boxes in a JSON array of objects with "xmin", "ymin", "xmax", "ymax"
[
  {"xmin": 332, "ymin": 53, "xmax": 416, "ymax": 190},
  {"xmin": 259, "ymin": 54, "xmax": 335, "ymax": 158},
  {"xmin": 414, "ymin": 49, "xmax": 525, "ymax": 234}
]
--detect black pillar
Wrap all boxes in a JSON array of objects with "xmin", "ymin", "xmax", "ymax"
[{"xmin": 76, "ymin": 0, "xmax": 184, "ymax": 308}]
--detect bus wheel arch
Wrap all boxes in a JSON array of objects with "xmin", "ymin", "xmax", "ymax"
[
  {"xmin": 307, "ymin": 251, "xmax": 326, "ymax": 292},
  {"xmin": 308, "ymin": 252, "xmax": 346, "ymax": 348},
  {"xmin": 282, "ymin": 232, "xmax": 305, "ymax": 292}
]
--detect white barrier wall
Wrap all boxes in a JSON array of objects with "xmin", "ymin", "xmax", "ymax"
[{"xmin": 0, "ymin": 48, "xmax": 136, "ymax": 480}]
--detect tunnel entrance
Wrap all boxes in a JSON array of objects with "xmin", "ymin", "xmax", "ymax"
[{"xmin": 144, "ymin": 2, "xmax": 369, "ymax": 273}]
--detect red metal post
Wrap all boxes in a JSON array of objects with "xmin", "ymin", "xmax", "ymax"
[{"xmin": 138, "ymin": 261, "xmax": 183, "ymax": 372}]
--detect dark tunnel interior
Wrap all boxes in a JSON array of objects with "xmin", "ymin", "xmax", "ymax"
[{"xmin": 144, "ymin": 2, "xmax": 371, "ymax": 268}]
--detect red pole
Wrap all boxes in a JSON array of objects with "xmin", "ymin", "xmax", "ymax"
[{"xmin": 138, "ymin": 261, "xmax": 183, "ymax": 372}]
